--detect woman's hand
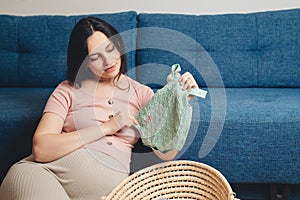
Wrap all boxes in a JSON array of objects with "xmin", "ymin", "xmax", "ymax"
[
  {"xmin": 179, "ymin": 72, "xmax": 199, "ymax": 90},
  {"xmin": 107, "ymin": 111, "xmax": 138, "ymax": 133},
  {"xmin": 179, "ymin": 72, "xmax": 199, "ymax": 101}
]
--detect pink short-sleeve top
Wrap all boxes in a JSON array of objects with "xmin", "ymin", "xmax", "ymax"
[{"xmin": 43, "ymin": 76, "xmax": 154, "ymax": 172}]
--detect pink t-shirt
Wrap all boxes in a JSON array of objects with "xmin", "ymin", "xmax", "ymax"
[{"xmin": 43, "ymin": 76, "xmax": 154, "ymax": 172}]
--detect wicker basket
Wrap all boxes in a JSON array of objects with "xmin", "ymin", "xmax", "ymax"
[{"xmin": 102, "ymin": 160, "xmax": 238, "ymax": 200}]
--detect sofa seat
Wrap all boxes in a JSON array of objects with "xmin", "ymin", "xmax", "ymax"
[
  {"xmin": 0, "ymin": 88, "xmax": 54, "ymax": 181},
  {"xmin": 181, "ymin": 87, "xmax": 300, "ymax": 183}
]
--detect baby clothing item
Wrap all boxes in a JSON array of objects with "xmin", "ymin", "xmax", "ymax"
[{"xmin": 135, "ymin": 64, "xmax": 207, "ymax": 153}]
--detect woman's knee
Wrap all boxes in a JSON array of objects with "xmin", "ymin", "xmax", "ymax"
[{"xmin": 0, "ymin": 162, "xmax": 70, "ymax": 200}]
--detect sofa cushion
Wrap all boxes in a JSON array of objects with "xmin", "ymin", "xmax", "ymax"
[
  {"xmin": 136, "ymin": 9, "xmax": 299, "ymax": 88},
  {"xmin": 180, "ymin": 88, "xmax": 300, "ymax": 183},
  {"xmin": 0, "ymin": 11, "xmax": 137, "ymax": 87},
  {"xmin": 137, "ymin": 13, "xmax": 257, "ymax": 88},
  {"xmin": 130, "ymin": 87, "xmax": 300, "ymax": 183},
  {"xmin": 257, "ymin": 9, "xmax": 300, "ymax": 87}
]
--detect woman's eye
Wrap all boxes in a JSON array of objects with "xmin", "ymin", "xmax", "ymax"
[
  {"xmin": 89, "ymin": 54, "xmax": 100, "ymax": 62},
  {"xmin": 107, "ymin": 44, "xmax": 115, "ymax": 52}
]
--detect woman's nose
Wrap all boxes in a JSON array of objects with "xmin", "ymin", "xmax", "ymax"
[{"xmin": 102, "ymin": 53, "xmax": 115, "ymax": 66}]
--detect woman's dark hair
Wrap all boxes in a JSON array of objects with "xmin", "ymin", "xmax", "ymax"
[{"xmin": 66, "ymin": 16, "xmax": 127, "ymax": 86}]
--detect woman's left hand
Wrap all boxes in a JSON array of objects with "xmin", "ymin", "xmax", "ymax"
[{"xmin": 179, "ymin": 72, "xmax": 199, "ymax": 90}]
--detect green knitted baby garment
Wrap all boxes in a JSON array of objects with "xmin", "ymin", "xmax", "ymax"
[{"xmin": 135, "ymin": 64, "xmax": 207, "ymax": 153}]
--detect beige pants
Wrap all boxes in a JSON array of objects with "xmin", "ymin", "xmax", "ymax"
[{"xmin": 0, "ymin": 148, "xmax": 128, "ymax": 200}]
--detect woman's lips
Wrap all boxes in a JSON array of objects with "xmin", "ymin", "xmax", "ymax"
[{"xmin": 104, "ymin": 65, "xmax": 116, "ymax": 73}]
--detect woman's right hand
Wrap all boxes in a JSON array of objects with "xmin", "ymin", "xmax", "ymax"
[{"xmin": 105, "ymin": 111, "xmax": 138, "ymax": 134}]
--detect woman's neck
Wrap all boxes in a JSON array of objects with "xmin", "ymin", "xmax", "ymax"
[
  {"xmin": 80, "ymin": 74, "xmax": 128, "ymax": 98},
  {"xmin": 98, "ymin": 76, "xmax": 116, "ymax": 85}
]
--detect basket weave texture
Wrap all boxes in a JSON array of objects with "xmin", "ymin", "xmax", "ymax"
[{"xmin": 103, "ymin": 160, "xmax": 237, "ymax": 200}]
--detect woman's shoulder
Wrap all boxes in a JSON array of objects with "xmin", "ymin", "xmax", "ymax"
[
  {"xmin": 44, "ymin": 80, "xmax": 74, "ymax": 116},
  {"xmin": 126, "ymin": 75, "xmax": 152, "ymax": 92},
  {"xmin": 51, "ymin": 80, "xmax": 75, "ymax": 99},
  {"xmin": 57, "ymin": 80, "xmax": 73, "ymax": 87},
  {"xmin": 55, "ymin": 80, "xmax": 74, "ymax": 91}
]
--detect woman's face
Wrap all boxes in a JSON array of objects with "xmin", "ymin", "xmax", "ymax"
[{"xmin": 86, "ymin": 31, "xmax": 121, "ymax": 80}]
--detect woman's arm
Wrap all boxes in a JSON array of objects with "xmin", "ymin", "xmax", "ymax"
[{"xmin": 32, "ymin": 111, "xmax": 131, "ymax": 162}]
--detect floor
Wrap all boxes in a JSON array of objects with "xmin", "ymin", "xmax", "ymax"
[{"xmin": 231, "ymin": 183, "xmax": 300, "ymax": 200}]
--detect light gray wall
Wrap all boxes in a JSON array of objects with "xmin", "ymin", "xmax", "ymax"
[{"xmin": 0, "ymin": 0, "xmax": 299, "ymax": 15}]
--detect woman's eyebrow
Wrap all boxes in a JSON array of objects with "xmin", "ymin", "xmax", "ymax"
[
  {"xmin": 89, "ymin": 52, "xmax": 100, "ymax": 56},
  {"xmin": 89, "ymin": 42, "xmax": 112, "ymax": 56}
]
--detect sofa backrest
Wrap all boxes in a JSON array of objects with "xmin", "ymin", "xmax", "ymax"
[
  {"xmin": 0, "ymin": 11, "xmax": 137, "ymax": 87},
  {"xmin": 0, "ymin": 9, "xmax": 299, "ymax": 88},
  {"xmin": 136, "ymin": 9, "xmax": 299, "ymax": 88}
]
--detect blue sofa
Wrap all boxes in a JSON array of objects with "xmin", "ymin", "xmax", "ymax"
[{"xmin": 0, "ymin": 9, "xmax": 299, "ymax": 199}]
